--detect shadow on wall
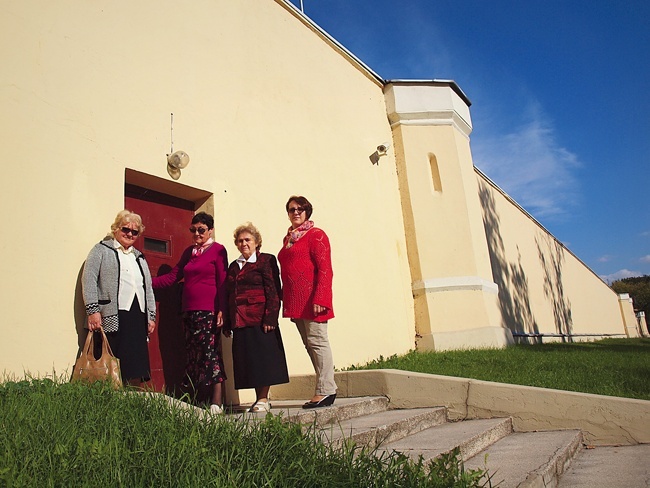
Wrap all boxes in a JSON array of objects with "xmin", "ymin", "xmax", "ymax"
[
  {"xmin": 73, "ymin": 265, "xmax": 89, "ymax": 360},
  {"xmin": 478, "ymin": 180, "xmax": 540, "ymax": 338},
  {"xmin": 535, "ymin": 234, "xmax": 573, "ymax": 337}
]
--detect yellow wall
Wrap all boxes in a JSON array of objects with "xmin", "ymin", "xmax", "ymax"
[
  {"xmin": 0, "ymin": 0, "xmax": 415, "ymax": 388},
  {"xmin": 477, "ymin": 172, "xmax": 625, "ymax": 338}
]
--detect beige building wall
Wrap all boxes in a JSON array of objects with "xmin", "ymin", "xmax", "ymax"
[
  {"xmin": 0, "ymin": 0, "xmax": 415, "ymax": 391},
  {"xmin": 477, "ymin": 172, "xmax": 625, "ymax": 339},
  {"xmin": 0, "ymin": 0, "xmax": 629, "ymax": 399}
]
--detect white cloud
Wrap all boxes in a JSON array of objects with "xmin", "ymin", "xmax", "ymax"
[
  {"xmin": 597, "ymin": 255, "xmax": 613, "ymax": 263},
  {"xmin": 600, "ymin": 269, "xmax": 643, "ymax": 284},
  {"xmin": 471, "ymin": 103, "xmax": 581, "ymax": 221},
  {"xmin": 640, "ymin": 255, "xmax": 650, "ymax": 263}
]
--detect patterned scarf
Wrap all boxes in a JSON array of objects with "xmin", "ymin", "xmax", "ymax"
[
  {"xmin": 286, "ymin": 220, "xmax": 314, "ymax": 248},
  {"xmin": 192, "ymin": 238, "xmax": 214, "ymax": 257}
]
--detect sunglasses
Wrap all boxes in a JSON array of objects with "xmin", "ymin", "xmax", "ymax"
[
  {"xmin": 189, "ymin": 226, "xmax": 209, "ymax": 235},
  {"xmin": 288, "ymin": 207, "xmax": 305, "ymax": 214},
  {"xmin": 121, "ymin": 227, "xmax": 140, "ymax": 237}
]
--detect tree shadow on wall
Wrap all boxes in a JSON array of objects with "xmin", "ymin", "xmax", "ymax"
[
  {"xmin": 478, "ymin": 180, "xmax": 540, "ymax": 339},
  {"xmin": 535, "ymin": 234, "xmax": 573, "ymax": 338}
]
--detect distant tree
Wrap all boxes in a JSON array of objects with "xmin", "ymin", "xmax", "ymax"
[{"xmin": 611, "ymin": 275, "xmax": 650, "ymax": 325}]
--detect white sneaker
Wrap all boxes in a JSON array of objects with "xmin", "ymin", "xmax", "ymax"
[{"xmin": 210, "ymin": 404, "xmax": 223, "ymax": 414}]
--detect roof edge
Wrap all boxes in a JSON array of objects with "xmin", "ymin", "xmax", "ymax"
[
  {"xmin": 276, "ymin": 0, "xmax": 384, "ymax": 87},
  {"xmin": 386, "ymin": 79, "xmax": 472, "ymax": 106}
]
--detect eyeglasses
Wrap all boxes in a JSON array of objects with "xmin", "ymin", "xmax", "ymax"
[
  {"xmin": 189, "ymin": 226, "xmax": 209, "ymax": 235},
  {"xmin": 288, "ymin": 207, "xmax": 305, "ymax": 214},
  {"xmin": 121, "ymin": 227, "xmax": 140, "ymax": 237}
]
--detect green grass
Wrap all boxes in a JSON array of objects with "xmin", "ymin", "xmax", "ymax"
[
  {"xmin": 346, "ymin": 338, "xmax": 650, "ymax": 401},
  {"xmin": 0, "ymin": 379, "xmax": 490, "ymax": 487}
]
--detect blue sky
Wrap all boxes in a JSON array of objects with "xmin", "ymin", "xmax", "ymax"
[{"xmin": 288, "ymin": 0, "xmax": 650, "ymax": 282}]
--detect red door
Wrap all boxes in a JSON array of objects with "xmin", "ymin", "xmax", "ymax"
[{"xmin": 125, "ymin": 184, "xmax": 195, "ymax": 394}]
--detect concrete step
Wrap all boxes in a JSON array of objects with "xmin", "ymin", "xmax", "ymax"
[
  {"xmin": 556, "ymin": 444, "xmax": 650, "ymax": 488},
  {"xmin": 320, "ymin": 406, "xmax": 447, "ymax": 449},
  {"xmin": 225, "ymin": 396, "xmax": 648, "ymax": 486},
  {"xmin": 231, "ymin": 396, "xmax": 390, "ymax": 427},
  {"xmin": 379, "ymin": 417, "xmax": 513, "ymax": 463},
  {"xmin": 463, "ymin": 429, "xmax": 582, "ymax": 488}
]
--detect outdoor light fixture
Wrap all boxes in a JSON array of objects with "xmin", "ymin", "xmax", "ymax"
[
  {"xmin": 166, "ymin": 150, "xmax": 190, "ymax": 180},
  {"xmin": 166, "ymin": 113, "xmax": 190, "ymax": 180},
  {"xmin": 370, "ymin": 142, "xmax": 391, "ymax": 165}
]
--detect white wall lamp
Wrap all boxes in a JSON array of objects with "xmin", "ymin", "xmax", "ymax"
[
  {"xmin": 166, "ymin": 113, "xmax": 190, "ymax": 180},
  {"xmin": 370, "ymin": 142, "xmax": 390, "ymax": 165}
]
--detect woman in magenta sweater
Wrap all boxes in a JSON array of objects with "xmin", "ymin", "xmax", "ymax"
[
  {"xmin": 153, "ymin": 212, "xmax": 228, "ymax": 414},
  {"xmin": 278, "ymin": 195, "xmax": 336, "ymax": 409}
]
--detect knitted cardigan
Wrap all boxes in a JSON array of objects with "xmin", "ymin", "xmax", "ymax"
[
  {"xmin": 82, "ymin": 238, "xmax": 156, "ymax": 332},
  {"xmin": 278, "ymin": 227, "xmax": 334, "ymax": 322}
]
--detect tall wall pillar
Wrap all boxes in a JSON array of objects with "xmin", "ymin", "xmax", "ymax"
[
  {"xmin": 618, "ymin": 294, "xmax": 641, "ymax": 338},
  {"xmin": 637, "ymin": 312, "xmax": 649, "ymax": 337},
  {"xmin": 385, "ymin": 81, "xmax": 509, "ymax": 351}
]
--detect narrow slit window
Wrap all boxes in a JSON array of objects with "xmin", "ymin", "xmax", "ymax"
[
  {"xmin": 144, "ymin": 237, "xmax": 169, "ymax": 255},
  {"xmin": 429, "ymin": 153, "xmax": 442, "ymax": 192}
]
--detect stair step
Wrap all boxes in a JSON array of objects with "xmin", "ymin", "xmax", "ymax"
[
  {"xmin": 320, "ymin": 407, "xmax": 447, "ymax": 449},
  {"xmin": 379, "ymin": 417, "xmax": 513, "ymax": 463},
  {"xmin": 464, "ymin": 429, "xmax": 582, "ymax": 488},
  {"xmin": 557, "ymin": 444, "xmax": 650, "ymax": 487},
  {"xmin": 283, "ymin": 396, "xmax": 389, "ymax": 427}
]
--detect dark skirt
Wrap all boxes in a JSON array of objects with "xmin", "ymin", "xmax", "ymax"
[
  {"xmin": 105, "ymin": 296, "xmax": 150, "ymax": 382},
  {"xmin": 182, "ymin": 311, "xmax": 226, "ymax": 389},
  {"xmin": 232, "ymin": 326, "xmax": 290, "ymax": 390}
]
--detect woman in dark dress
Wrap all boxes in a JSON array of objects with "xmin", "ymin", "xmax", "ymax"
[{"xmin": 224, "ymin": 222, "xmax": 289, "ymax": 413}]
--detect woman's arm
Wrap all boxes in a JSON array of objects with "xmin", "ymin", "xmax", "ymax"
[
  {"xmin": 309, "ymin": 229, "xmax": 333, "ymax": 312},
  {"xmin": 82, "ymin": 245, "xmax": 103, "ymax": 318},
  {"xmin": 261, "ymin": 254, "xmax": 281, "ymax": 331},
  {"xmin": 151, "ymin": 248, "xmax": 189, "ymax": 289},
  {"xmin": 214, "ymin": 244, "xmax": 229, "ymax": 326},
  {"xmin": 140, "ymin": 257, "xmax": 157, "ymax": 324}
]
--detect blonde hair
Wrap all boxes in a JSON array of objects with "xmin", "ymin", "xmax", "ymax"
[
  {"xmin": 109, "ymin": 210, "xmax": 145, "ymax": 237},
  {"xmin": 233, "ymin": 222, "xmax": 262, "ymax": 250}
]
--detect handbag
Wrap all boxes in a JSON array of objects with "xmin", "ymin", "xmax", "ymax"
[{"xmin": 71, "ymin": 328, "xmax": 123, "ymax": 389}]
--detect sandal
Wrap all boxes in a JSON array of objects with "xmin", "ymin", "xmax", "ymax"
[{"xmin": 248, "ymin": 400, "xmax": 271, "ymax": 413}]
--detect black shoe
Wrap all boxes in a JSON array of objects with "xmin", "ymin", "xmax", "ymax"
[{"xmin": 302, "ymin": 394, "xmax": 336, "ymax": 409}]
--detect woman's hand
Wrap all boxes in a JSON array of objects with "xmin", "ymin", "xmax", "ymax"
[
  {"xmin": 262, "ymin": 324, "xmax": 276, "ymax": 334},
  {"xmin": 147, "ymin": 320, "xmax": 156, "ymax": 335},
  {"xmin": 216, "ymin": 311, "xmax": 223, "ymax": 328},
  {"xmin": 313, "ymin": 304, "xmax": 326, "ymax": 315},
  {"xmin": 87, "ymin": 312, "xmax": 102, "ymax": 331}
]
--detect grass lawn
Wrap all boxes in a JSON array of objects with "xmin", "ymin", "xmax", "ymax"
[
  {"xmin": 345, "ymin": 338, "xmax": 650, "ymax": 401},
  {"xmin": 0, "ymin": 379, "xmax": 489, "ymax": 487}
]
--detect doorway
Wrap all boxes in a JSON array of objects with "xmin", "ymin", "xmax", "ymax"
[{"xmin": 125, "ymin": 182, "xmax": 197, "ymax": 394}]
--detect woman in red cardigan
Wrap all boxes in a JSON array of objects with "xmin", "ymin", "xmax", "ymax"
[{"xmin": 278, "ymin": 195, "xmax": 336, "ymax": 409}]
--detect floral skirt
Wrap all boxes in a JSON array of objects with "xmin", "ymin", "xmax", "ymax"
[{"xmin": 181, "ymin": 311, "xmax": 226, "ymax": 389}]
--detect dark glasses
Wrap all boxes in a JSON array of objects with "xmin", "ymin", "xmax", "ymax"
[
  {"xmin": 288, "ymin": 207, "xmax": 305, "ymax": 214},
  {"xmin": 121, "ymin": 227, "xmax": 140, "ymax": 237},
  {"xmin": 189, "ymin": 226, "xmax": 209, "ymax": 235}
]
